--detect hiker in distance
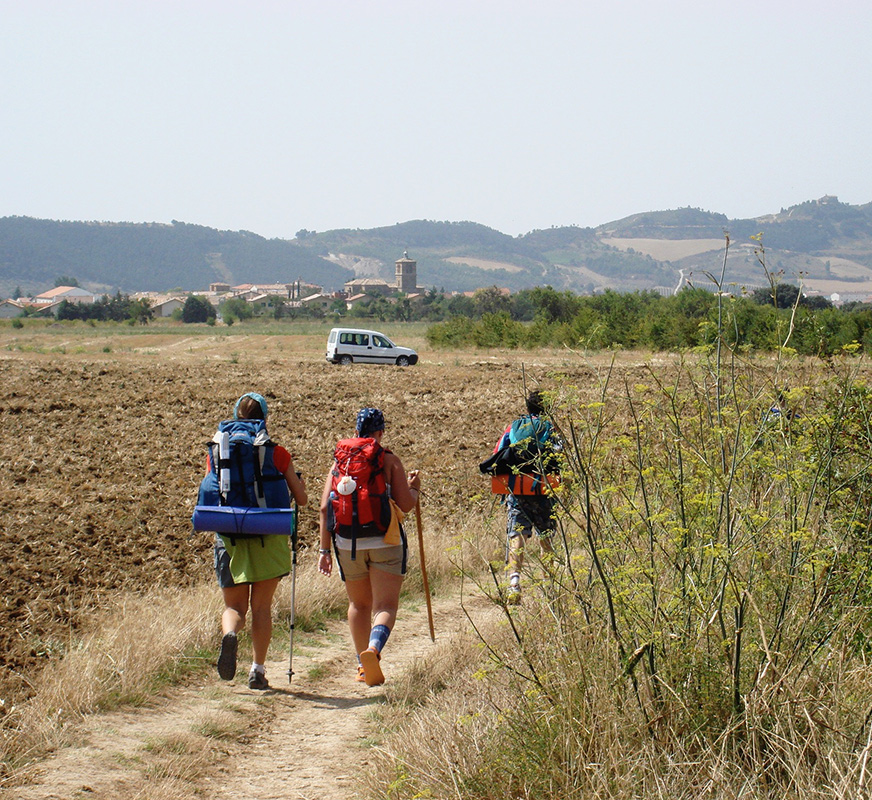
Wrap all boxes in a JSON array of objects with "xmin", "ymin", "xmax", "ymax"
[
  {"xmin": 486, "ymin": 390, "xmax": 561, "ymax": 604},
  {"xmin": 318, "ymin": 407, "xmax": 421, "ymax": 686},
  {"xmin": 199, "ymin": 392, "xmax": 308, "ymax": 690}
]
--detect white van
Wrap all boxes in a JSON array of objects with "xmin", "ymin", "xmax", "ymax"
[{"xmin": 325, "ymin": 328, "xmax": 419, "ymax": 366}]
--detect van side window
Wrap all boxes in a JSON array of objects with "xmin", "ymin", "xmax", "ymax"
[
  {"xmin": 340, "ymin": 332, "xmax": 354, "ymax": 344},
  {"xmin": 373, "ymin": 335, "xmax": 392, "ymax": 348},
  {"xmin": 356, "ymin": 334, "xmax": 369, "ymax": 346}
]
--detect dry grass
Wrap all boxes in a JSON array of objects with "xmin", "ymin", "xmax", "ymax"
[
  {"xmin": 362, "ymin": 352, "xmax": 872, "ymax": 800},
  {"xmin": 7, "ymin": 324, "xmax": 872, "ymax": 798},
  {"xmin": 367, "ymin": 591, "xmax": 872, "ymax": 799},
  {"xmin": 0, "ymin": 583, "xmax": 221, "ymax": 775},
  {"xmin": 603, "ymin": 236, "xmax": 728, "ymax": 261},
  {"xmin": 272, "ymin": 554, "xmax": 347, "ymax": 628},
  {"xmin": 0, "ymin": 538, "xmax": 460, "ymax": 783}
]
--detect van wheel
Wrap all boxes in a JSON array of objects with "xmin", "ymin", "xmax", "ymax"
[
  {"xmin": 339, "ymin": 355, "xmax": 353, "ymax": 365},
  {"xmin": 396, "ymin": 355, "xmax": 410, "ymax": 367}
]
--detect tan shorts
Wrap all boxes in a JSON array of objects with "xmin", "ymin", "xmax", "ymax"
[{"xmin": 335, "ymin": 544, "xmax": 406, "ymax": 582}]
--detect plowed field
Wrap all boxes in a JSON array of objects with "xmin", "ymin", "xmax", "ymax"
[{"xmin": 0, "ymin": 324, "xmax": 615, "ymax": 706}]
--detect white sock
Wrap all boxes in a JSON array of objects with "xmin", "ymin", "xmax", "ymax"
[{"xmin": 250, "ymin": 662, "xmax": 264, "ymax": 674}]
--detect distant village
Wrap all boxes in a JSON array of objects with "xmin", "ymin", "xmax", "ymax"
[{"xmin": 0, "ymin": 253, "xmax": 476, "ymax": 320}]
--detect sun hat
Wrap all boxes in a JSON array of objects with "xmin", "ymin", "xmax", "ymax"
[{"xmin": 234, "ymin": 392, "xmax": 268, "ymax": 420}]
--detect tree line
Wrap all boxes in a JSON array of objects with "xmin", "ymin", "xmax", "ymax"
[
  {"xmin": 53, "ymin": 293, "xmax": 153, "ymax": 324},
  {"xmin": 207, "ymin": 282, "xmax": 872, "ymax": 359},
  {"xmin": 17, "ymin": 282, "xmax": 872, "ymax": 358},
  {"xmin": 424, "ymin": 284, "xmax": 872, "ymax": 357}
]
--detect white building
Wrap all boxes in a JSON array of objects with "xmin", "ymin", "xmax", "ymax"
[
  {"xmin": 32, "ymin": 286, "xmax": 97, "ymax": 305},
  {"xmin": 0, "ymin": 299, "xmax": 25, "ymax": 318}
]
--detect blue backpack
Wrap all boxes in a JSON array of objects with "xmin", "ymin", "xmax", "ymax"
[
  {"xmin": 197, "ymin": 419, "xmax": 290, "ymax": 511},
  {"xmin": 507, "ymin": 415, "xmax": 556, "ymax": 471},
  {"xmin": 478, "ymin": 415, "xmax": 560, "ymax": 494}
]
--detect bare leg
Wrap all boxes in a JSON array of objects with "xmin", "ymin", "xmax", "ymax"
[
  {"xmin": 369, "ymin": 568, "xmax": 404, "ymax": 635},
  {"xmin": 356, "ymin": 568, "xmax": 403, "ymax": 686},
  {"xmin": 246, "ymin": 577, "xmax": 281, "ymax": 665},
  {"xmin": 344, "ymin": 576, "xmax": 373, "ymax": 656},
  {"xmin": 218, "ymin": 584, "xmax": 250, "ymax": 680},
  {"xmin": 221, "ymin": 584, "xmax": 251, "ymax": 634},
  {"xmin": 507, "ymin": 534, "xmax": 525, "ymax": 577}
]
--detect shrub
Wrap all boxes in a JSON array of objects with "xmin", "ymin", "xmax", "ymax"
[
  {"xmin": 181, "ymin": 296, "xmax": 216, "ymax": 324},
  {"xmin": 371, "ymin": 353, "xmax": 872, "ymax": 799},
  {"xmin": 426, "ymin": 316, "xmax": 476, "ymax": 348}
]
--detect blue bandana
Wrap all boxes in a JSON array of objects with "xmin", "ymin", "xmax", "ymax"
[
  {"xmin": 234, "ymin": 392, "xmax": 268, "ymax": 420},
  {"xmin": 356, "ymin": 407, "xmax": 385, "ymax": 436}
]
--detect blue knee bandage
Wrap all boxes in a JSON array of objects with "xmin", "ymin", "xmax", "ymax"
[{"xmin": 368, "ymin": 624, "xmax": 391, "ymax": 654}]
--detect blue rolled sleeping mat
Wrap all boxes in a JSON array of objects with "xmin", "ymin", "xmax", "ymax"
[{"xmin": 192, "ymin": 506, "xmax": 296, "ymax": 536}]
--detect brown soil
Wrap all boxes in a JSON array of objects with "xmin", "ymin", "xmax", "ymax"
[
  {"xmin": 0, "ymin": 326, "xmax": 657, "ymax": 797},
  {"xmin": 0, "ymin": 330, "xmax": 616, "ymax": 700}
]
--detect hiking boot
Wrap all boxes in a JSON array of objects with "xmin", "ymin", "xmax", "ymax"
[
  {"xmin": 507, "ymin": 585, "xmax": 521, "ymax": 605},
  {"xmin": 356, "ymin": 664, "xmax": 367, "ymax": 683},
  {"xmin": 359, "ymin": 647, "xmax": 385, "ymax": 687},
  {"xmin": 248, "ymin": 668, "xmax": 270, "ymax": 691},
  {"xmin": 217, "ymin": 632, "xmax": 238, "ymax": 680}
]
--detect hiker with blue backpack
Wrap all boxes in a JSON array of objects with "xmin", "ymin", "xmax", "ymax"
[
  {"xmin": 481, "ymin": 390, "xmax": 561, "ymax": 604},
  {"xmin": 317, "ymin": 407, "xmax": 421, "ymax": 686},
  {"xmin": 198, "ymin": 392, "xmax": 308, "ymax": 690}
]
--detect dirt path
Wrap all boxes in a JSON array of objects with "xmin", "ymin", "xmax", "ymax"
[{"xmin": 9, "ymin": 592, "xmax": 485, "ymax": 800}]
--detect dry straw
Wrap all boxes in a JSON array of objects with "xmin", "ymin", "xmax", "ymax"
[{"xmin": 365, "ymin": 345, "xmax": 872, "ymax": 799}]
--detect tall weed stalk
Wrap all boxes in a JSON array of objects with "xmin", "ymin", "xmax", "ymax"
[{"xmin": 371, "ymin": 246, "xmax": 872, "ymax": 799}]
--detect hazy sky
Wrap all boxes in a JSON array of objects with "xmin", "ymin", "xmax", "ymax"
[{"xmin": 2, "ymin": 1, "xmax": 871, "ymax": 239}]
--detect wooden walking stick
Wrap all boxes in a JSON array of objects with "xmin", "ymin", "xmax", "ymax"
[{"xmin": 415, "ymin": 498, "xmax": 435, "ymax": 641}]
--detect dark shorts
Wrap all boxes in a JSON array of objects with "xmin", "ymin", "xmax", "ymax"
[
  {"xmin": 506, "ymin": 495, "xmax": 555, "ymax": 539},
  {"xmin": 214, "ymin": 536, "xmax": 235, "ymax": 588}
]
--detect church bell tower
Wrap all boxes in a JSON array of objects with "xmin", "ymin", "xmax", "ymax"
[{"xmin": 395, "ymin": 251, "xmax": 417, "ymax": 294}]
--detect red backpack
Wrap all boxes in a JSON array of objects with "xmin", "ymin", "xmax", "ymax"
[{"xmin": 329, "ymin": 438, "xmax": 391, "ymax": 554}]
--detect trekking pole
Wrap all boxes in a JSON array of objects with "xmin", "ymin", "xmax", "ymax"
[
  {"xmin": 287, "ymin": 499, "xmax": 299, "ymax": 684},
  {"xmin": 415, "ymin": 498, "xmax": 435, "ymax": 641}
]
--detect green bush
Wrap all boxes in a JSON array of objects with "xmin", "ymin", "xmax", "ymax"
[
  {"xmin": 181, "ymin": 295, "xmax": 216, "ymax": 324},
  {"xmin": 426, "ymin": 315, "xmax": 476, "ymax": 348},
  {"xmin": 373, "ymin": 355, "xmax": 872, "ymax": 799},
  {"xmin": 493, "ymin": 360, "xmax": 872, "ymax": 792},
  {"xmin": 219, "ymin": 297, "xmax": 252, "ymax": 322},
  {"xmin": 473, "ymin": 312, "xmax": 521, "ymax": 348}
]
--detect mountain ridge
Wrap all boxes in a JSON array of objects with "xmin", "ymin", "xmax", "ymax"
[{"xmin": 3, "ymin": 196, "xmax": 872, "ymax": 299}]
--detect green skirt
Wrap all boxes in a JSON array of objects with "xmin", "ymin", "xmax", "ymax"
[{"xmin": 219, "ymin": 534, "xmax": 290, "ymax": 584}]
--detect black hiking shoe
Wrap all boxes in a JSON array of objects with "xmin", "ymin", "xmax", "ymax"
[
  {"xmin": 217, "ymin": 632, "xmax": 238, "ymax": 680},
  {"xmin": 248, "ymin": 669, "xmax": 270, "ymax": 690}
]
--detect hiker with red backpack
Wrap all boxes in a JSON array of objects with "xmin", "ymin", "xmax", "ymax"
[
  {"xmin": 317, "ymin": 407, "xmax": 421, "ymax": 686},
  {"xmin": 199, "ymin": 392, "xmax": 308, "ymax": 690}
]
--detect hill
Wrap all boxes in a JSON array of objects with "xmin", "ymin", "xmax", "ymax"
[
  {"xmin": 3, "ymin": 196, "xmax": 872, "ymax": 298},
  {"xmin": 593, "ymin": 197, "xmax": 872, "ymax": 295},
  {"xmin": 0, "ymin": 217, "xmax": 353, "ymax": 298}
]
